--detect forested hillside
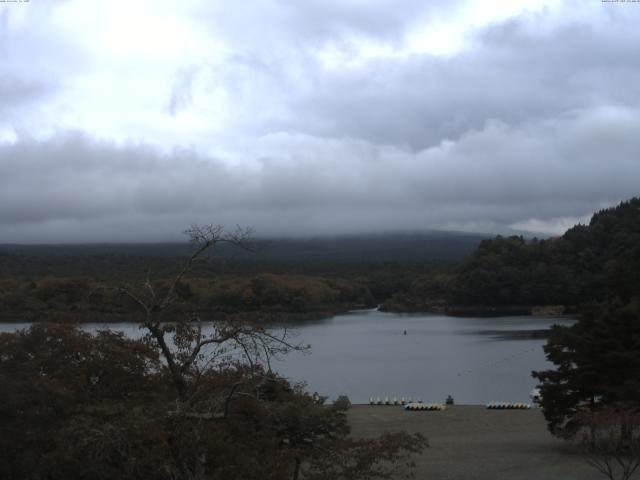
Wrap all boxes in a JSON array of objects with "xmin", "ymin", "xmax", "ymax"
[
  {"xmin": 0, "ymin": 233, "xmax": 466, "ymax": 321},
  {"xmin": 448, "ymin": 198, "xmax": 640, "ymax": 308},
  {"xmin": 4, "ymin": 199, "xmax": 638, "ymax": 319}
]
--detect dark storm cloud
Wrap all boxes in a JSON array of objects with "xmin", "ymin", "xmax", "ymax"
[
  {"xmin": 280, "ymin": 13, "xmax": 640, "ymax": 149},
  {"xmin": 1, "ymin": 104, "xmax": 638, "ymax": 242},
  {"xmin": 176, "ymin": 2, "xmax": 640, "ymax": 151},
  {"xmin": 1, "ymin": 1, "xmax": 639, "ymax": 242}
]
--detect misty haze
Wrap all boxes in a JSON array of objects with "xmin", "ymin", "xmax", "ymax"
[{"xmin": 1, "ymin": 1, "xmax": 639, "ymax": 480}]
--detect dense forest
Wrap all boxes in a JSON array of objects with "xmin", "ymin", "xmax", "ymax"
[
  {"xmin": 0, "ymin": 233, "xmax": 466, "ymax": 322},
  {"xmin": 0, "ymin": 271, "xmax": 379, "ymax": 322},
  {"xmin": 446, "ymin": 197, "xmax": 640, "ymax": 310},
  {"xmin": 0, "ymin": 225, "xmax": 427, "ymax": 479},
  {"xmin": 0, "ymin": 231, "xmax": 484, "ymax": 262},
  {"xmin": 1, "ymin": 199, "xmax": 639, "ymax": 320}
]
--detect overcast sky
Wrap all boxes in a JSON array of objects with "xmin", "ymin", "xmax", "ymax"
[{"xmin": 1, "ymin": 0, "xmax": 639, "ymax": 242}]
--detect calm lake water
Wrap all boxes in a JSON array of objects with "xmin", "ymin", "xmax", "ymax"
[{"xmin": 0, "ymin": 309, "xmax": 574, "ymax": 404}]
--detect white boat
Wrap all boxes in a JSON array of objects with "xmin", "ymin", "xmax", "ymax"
[{"xmin": 529, "ymin": 388, "xmax": 542, "ymax": 403}]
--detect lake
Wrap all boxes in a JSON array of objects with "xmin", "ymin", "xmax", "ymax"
[{"xmin": 0, "ymin": 309, "xmax": 574, "ymax": 404}]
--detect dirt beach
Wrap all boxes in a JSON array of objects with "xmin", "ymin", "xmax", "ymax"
[{"xmin": 348, "ymin": 405, "xmax": 612, "ymax": 480}]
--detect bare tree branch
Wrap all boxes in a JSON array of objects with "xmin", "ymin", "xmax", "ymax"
[
  {"xmin": 579, "ymin": 408, "xmax": 640, "ymax": 480},
  {"xmin": 116, "ymin": 224, "xmax": 305, "ymax": 405}
]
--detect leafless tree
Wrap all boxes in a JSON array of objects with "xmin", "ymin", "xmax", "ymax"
[
  {"xmin": 117, "ymin": 224, "xmax": 305, "ymax": 403},
  {"xmin": 579, "ymin": 408, "xmax": 640, "ymax": 480},
  {"xmin": 115, "ymin": 225, "xmax": 313, "ymax": 479}
]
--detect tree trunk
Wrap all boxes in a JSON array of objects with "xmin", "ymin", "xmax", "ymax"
[{"xmin": 292, "ymin": 457, "xmax": 301, "ymax": 480}]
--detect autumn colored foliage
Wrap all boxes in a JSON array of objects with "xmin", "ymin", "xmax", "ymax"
[{"xmin": 0, "ymin": 323, "xmax": 425, "ymax": 479}]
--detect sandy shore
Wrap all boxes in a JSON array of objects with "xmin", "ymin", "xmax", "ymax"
[{"xmin": 348, "ymin": 405, "xmax": 610, "ymax": 480}]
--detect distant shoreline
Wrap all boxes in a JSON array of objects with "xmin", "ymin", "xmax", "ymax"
[
  {"xmin": 380, "ymin": 303, "xmax": 574, "ymax": 317},
  {"xmin": 0, "ymin": 305, "xmax": 576, "ymax": 324},
  {"xmin": 0, "ymin": 307, "xmax": 357, "ymax": 324}
]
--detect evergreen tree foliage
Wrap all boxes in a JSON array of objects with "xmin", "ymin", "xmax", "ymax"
[
  {"xmin": 532, "ymin": 300, "xmax": 640, "ymax": 437},
  {"xmin": 450, "ymin": 197, "xmax": 640, "ymax": 307}
]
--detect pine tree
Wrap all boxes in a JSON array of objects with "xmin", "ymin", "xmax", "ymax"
[{"xmin": 532, "ymin": 300, "xmax": 640, "ymax": 437}]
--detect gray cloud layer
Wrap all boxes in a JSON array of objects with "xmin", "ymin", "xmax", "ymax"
[
  {"xmin": 0, "ymin": 1, "xmax": 639, "ymax": 242},
  {"xmin": 2, "ymin": 103, "xmax": 638, "ymax": 242}
]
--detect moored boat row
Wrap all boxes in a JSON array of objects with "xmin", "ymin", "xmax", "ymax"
[
  {"xmin": 369, "ymin": 396, "xmax": 422, "ymax": 405},
  {"xmin": 405, "ymin": 402, "xmax": 446, "ymax": 411},
  {"xmin": 486, "ymin": 401, "xmax": 531, "ymax": 409}
]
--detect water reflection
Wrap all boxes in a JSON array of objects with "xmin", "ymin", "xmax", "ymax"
[
  {"xmin": 464, "ymin": 329, "xmax": 553, "ymax": 340},
  {"xmin": 271, "ymin": 311, "xmax": 574, "ymax": 404},
  {"xmin": 0, "ymin": 311, "xmax": 574, "ymax": 404}
]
